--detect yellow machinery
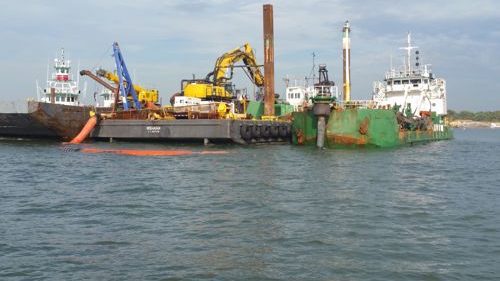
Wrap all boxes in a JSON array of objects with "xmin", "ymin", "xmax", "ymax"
[
  {"xmin": 183, "ymin": 43, "xmax": 264, "ymax": 100},
  {"xmin": 96, "ymin": 69, "xmax": 159, "ymax": 104}
]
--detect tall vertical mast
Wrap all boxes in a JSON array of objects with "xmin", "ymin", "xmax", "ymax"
[
  {"xmin": 400, "ymin": 33, "xmax": 417, "ymax": 74},
  {"xmin": 342, "ymin": 21, "xmax": 351, "ymax": 102},
  {"xmin": 263, "ymin": 4, "xmax": 275, "ymax": 116}
]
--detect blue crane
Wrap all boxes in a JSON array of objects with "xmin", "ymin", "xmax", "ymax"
[{"xmin": 112, "ymin": 42, "xmax": 141, "ymax": 110}]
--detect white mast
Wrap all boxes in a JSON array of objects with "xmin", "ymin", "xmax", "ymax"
[{"xmin": 400, "ymin": 32, "xmax": 417, "ymax": 74}]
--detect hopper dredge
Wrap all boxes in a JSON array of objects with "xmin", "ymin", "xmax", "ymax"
[{"xmin": 290, "ymin": 21, "xmax": 452, "ymax": 148}]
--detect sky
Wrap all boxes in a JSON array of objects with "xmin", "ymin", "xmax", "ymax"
[{"xmin": 0, "ymin": 0, "xmax": 499, "ymax": 111}]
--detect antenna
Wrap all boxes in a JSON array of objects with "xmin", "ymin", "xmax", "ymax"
[
  {"xmin": 36, "ymin": 80, "xmax": 40, "ymax": 100},
  {"xmin": 82, "ymin": 81, "xmax": 87, "ymax": 105},
  {"xmin": 77, "ymin": 59, "xmax": 80, "ymax": 89},
  {"xmin": 399, "ymin": 32, "xmax": 418, "ymax": 74},
  {"xmin": 390, "ymin": 52, "xmax": 393, "ymax": 71},
  {"xmin": 308, "ymin": 52, "xmax": 316, "ymax": 86},
  {"xmin": 46, "ymin": 58, "xmax": 49, "ymax": 83},
  {"xmin": 312, "ymin": 52, "xmax": 316, "ymax": 83}
]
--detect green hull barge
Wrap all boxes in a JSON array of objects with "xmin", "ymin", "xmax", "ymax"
[{"xmin": 292, "ymin": 108, "xmax": 453, "ymax": 148}]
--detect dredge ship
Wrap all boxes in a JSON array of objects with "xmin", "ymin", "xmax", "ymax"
[
  {"xmin": 291, "ymin": 22, "xmax": 453, "ymax": 148},
  {"xmin": 0, "ymin": 49, "xmax": 99, "ymax": 139}
]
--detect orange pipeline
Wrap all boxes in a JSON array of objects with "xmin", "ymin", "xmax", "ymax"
[
  {"xmin": 80, "ymin": 148, "xmax": 228, "ymax": 157},
  {"xmin": 69, "ymin": 116, "xmax": 98, "ymax": 144}
]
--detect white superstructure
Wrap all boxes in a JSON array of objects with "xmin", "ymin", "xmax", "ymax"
[
  {"xmin": 96, "ymin": 88, "xmax": 116, "ymax": 108},
  {"xmin": 285, "ymin": 81, "xmax": 314, "ymax": 111},
  {"xmin": 39, "ymin": 49, "xmax": 82, "ymax": 106},
  {"xmin": 372, "ymin": 33, "xmax": 447, "ymax": 117},
  {"xmin": 285, "ymin": 64, "xmax": 339, "ymax": 111}
]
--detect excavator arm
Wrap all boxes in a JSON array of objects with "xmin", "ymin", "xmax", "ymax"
[
  {"xmin": 80, "ymin": 70, "xmax": 117, "ymax": 93},
  {"xmin": 207, "ymin": 43, "xmax": 264, "ymax": 87},
  {"xmin": 182, "ymin": 43, "xmax": 264, "ymax": 101}
]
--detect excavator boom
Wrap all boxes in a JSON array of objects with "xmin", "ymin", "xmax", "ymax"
[
  {"xmin": 79, "ymin": 70, "xmax": 117, "ymax": 93},
  {"xmin": 183, "ymin": 43, "xmax": 264, "ymax": 100},
  {"xmin": 210, "ymin": 43, "xmax": 264, "ymax": 87}
]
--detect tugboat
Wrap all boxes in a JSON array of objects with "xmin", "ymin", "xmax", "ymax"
[
  {"xmin": 291, "ymin": 21, "xmax": 453, "ymax": 148},
  {"xmin": 0, "ymin": 49, "xmax": 100, "ymax": 139}
]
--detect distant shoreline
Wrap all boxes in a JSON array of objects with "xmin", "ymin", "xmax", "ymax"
[{"xmin": 449, "ymin": 120, "xmax": 499, "ymax": 128}]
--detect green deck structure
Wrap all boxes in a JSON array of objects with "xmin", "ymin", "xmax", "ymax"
[
  {"xmin": 246, "ymin": 101, "xmax": 294, "ymax": 119},
  {"xmin": 292, "ymin": 108, "xmax": 453, "ymax": 148}
]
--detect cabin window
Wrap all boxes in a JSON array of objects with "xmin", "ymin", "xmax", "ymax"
[
  {"xmin": 402, "ymin": 80, "xmax": 409, "ymax": 84},
  {"xmin": 394, "ymin": 80, "xmax": 401, "ymax": 85},
  {"xmin": 411, "ymin": 79, "xmax": 421, "ymax": 84},
  {"xmin": 387, "ymin": 81, "xmax": 392, "ymax": 86},
  {"xmin": 423, "ymin": 79, "xmax": 428, "ymax": 84}
]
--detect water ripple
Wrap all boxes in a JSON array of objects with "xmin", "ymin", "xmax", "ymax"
[{"xmin": 0, "ymin": 129, "xmax": 499, "ymax": 280}]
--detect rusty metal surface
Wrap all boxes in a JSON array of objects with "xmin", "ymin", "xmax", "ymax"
[
  {"xmin": 327, "ymin": 134, "xmax": 368, "ymax": 145},
  {"xmin": 28, "ymin": 101, "xmax": 103, "ymax": 139},
  {"xmin": 0, "ymin": 112, "xmax": 58, "ymax": 138},
  {"xmin": 263, "ymin": 4, "xmax": 275, "ymax": 116}
]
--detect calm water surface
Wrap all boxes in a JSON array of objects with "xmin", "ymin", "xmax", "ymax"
[{"xmin": 1, "ymin": 129, "xmax": 499, "ymax": 280}]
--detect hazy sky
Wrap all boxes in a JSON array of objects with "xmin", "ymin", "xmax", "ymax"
[{"xmin": 1, "ymin": 0, "xmax": 499, "ymax": 111}]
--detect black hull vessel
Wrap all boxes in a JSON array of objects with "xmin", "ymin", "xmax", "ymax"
[
  {"xmin": 0, "ymin": 101, "xmax": 96, "ymax": 139},
  {"xmin": 0, "ymin": 112, "xmax": 58, "ymax": 138}
]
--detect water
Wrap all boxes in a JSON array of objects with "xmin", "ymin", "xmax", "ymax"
[{"xmin": 1, "ymin": 129, "xmax": 499, "ymax": 280}]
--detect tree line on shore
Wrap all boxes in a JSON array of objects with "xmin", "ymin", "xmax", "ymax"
[{"xmin": 447, "ymin": 110, "xmax": 500, "ymax": 122}]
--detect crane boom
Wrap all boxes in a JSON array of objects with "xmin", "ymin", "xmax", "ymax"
[
  {"xmin": 96, "ymin": 69, "xmax": 159, "ymax": 104},
  {"xmin": 112, "ymin": 42, "xmax": 141, "ymax": 110}
]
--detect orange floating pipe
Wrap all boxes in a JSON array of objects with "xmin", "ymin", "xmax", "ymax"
[
  {"xmin": 80, "ymin": 148, "xmax": 228, "ymax": 157},
  {"xmin": 69, "ymin": 116, "xmax": 98, "ymax": 144}
]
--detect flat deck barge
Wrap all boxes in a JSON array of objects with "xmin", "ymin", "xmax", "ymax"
[{"xmin": 90, "ymin": 119, "xmax": 292, "ymax": 144}]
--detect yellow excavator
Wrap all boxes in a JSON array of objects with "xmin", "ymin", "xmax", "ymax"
[
  {"xmin": 182, "ymin": 43, "xmax": 264, "ymax": 100},
  {"xmin": 96, "ymin": 69, "xmax": 159, "ymax": 105}
]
